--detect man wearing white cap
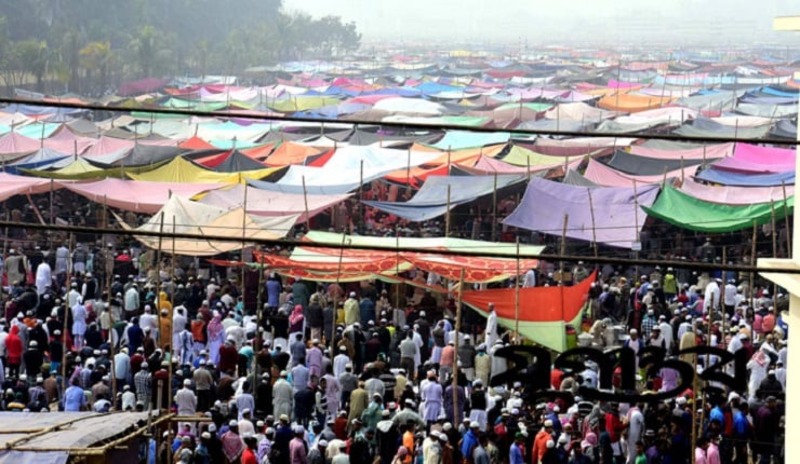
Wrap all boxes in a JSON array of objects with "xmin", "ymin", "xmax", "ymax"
[
  {"xmin": 333, "ymin": 345, "xmax": 350, "ymax": 379},
  {"xmin": 273, "ymin": 370, "xmax": 294, "ymax": 420},
  {"xmin": 34, "ymin": 259, "xmax": 51, "ymax": 296},
  {"xmin": 422, "ymin": 430, "xmax": 442, "ymax": 464},
  {"xmin": 344, "ymin": 292, "xmax": 360, "ymax": 326},
  {"xmin": 175, "ymin": 378, "xmax": 197, "ymax": 434},
  {"xmin": 704, "ymin": 277, "xmax": 721, "ymax": 316},
  {"xmin": 290, "ymin": 424, "xmax": 308, "ymax": 464}
]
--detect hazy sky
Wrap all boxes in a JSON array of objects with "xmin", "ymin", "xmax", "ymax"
[{"xmin": 283, "ymin": 0, "xmax": 800, "ymax": 46}]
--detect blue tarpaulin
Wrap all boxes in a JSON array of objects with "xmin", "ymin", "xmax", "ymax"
[
  {"xmin": 364, "ymin": 174, "xmax": 525, "ymax": 221},
  {"xmin": 695, "ymin": 167, "xmax": 795, "ymax": 187}
]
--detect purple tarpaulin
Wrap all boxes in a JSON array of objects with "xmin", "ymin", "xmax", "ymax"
[{"xmin": 503, "ymin": 177, "xmax": 660, "ymax": 249}]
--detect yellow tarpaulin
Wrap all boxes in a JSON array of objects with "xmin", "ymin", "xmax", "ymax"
[
  {"xmin": 22, "ymin": 158, "xmax": 162, "ymax": 180},
  {"xmin": 501, "ymin": 145, "xmax": 582, "ymax": 168},
  {"xmin": 126, "ymin": 156, "xmax": 281, "ymax": 184}
]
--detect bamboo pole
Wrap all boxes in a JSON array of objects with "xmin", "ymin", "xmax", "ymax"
[
  {"xmin": 406, "ymin": 148, "xmax": 411, "ymax": 187},
  {"xmin": 359, "ymin": 159, "xmax": 364, "ymax": 231},
  {"xmin": 559, "ymin": 214, "xmax": 569, "ymax": 286},
  {"xmin": 395, "ymin": 227, "xmax": 401, "ymax": 310},
  {"xmin": 445, "ymin": 184, "xmax": 452, "ymax": 238},
  {"xmin": 587, "ymin": 188, "xmax": 599, "ymax": 258},
  {"xmin": 452, "ymin": 267, "xmax": 465, "ymax": 418},
  {"xmin": 241, "ymin": 186, "xmax": 249, "ymax": 315},
  {"xmin": 514, "ymin": 238, "xmax": 521, "ymax": 342},
  {"xmin": 253, "ymin": 257, "xmax": 265, "ymax": 401},
  {"xmin": 633, "ymin": 179, "xmax": 641, "ymax": 278},
  {"xmin": 782, "ymin": 181, "xmax": 791, "ymax": 256},
  {"xmin": 330, "ymin": 233, "xmax": 347, "ymax": 358},
  {"xmin": 680, "ymin": 156, "xmax": 685, "ymax": 184},
  {"xmin": 61, "ymin": 232, "xmax": 74, "ymax": 397},
  {"xmin": 301, "ymin": 176, "xmax": 311, "ymax": 233},
  {"xmin": 750, "ymin": 223, "xmax": 757, "ymax": 307},
  {"xmin": 49, "ymin": 179, "xmax": 55, "ymax": 226},
  {"xmin": 491, "ymin": 170, "xmax": 498, "ymax": 242},
  {"xmin": 771, "ymin": 201, "xmax": 778, "ymax": 310}
]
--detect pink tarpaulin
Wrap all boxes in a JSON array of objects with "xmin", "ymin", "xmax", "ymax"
[
  {"xmin": 42, "ymin": 130, "xmax": 94, "ymax": 154},
  {"xmin": 82, "ymin": 136, "xmax": 136, "ymax": 156},
  {"xmin": 61, "ymin": 178, "xmax": 222, "ymax": 214},
  {"xmin": 532, "ymin": 137, "xmax": 637, "ymax": 156},
  {"xmin": 347, "ymin": 95, "xmax": 396, "ymax": 105},
  {"xmin": 0, "ymin": 132, "xmax": 40, "ymax": 158},
  {"xmin": 198, "ymin": 184, "xmax": 351, "ymax": 223},
  {"xmin": 709, "ymin": 143, "xmax": 795, "ymax": 174},
  {"xmin": 731, "ymin": 143, "xmax": 796, "ymax": 170},
  {"xmin": 629, "ymin": 143, "xmax": 734, "ymax": 160},
  {"xmin": 507, "ymin": 88, "xmax": 567, "ymax": 100},
  {"xmin": 0, "ymin": 173, "xmax": 55, "ymax": 202},
  {"xmin": 583, "ymin": 158, "xmax": 693, "ymax": 188},
  {"xmin": 607, "ymin": 79, "xmax": 646, "ymax": 89},
  {"xmin": 679, "ymin": 177, "xmax": 794, "ymax": 205}
]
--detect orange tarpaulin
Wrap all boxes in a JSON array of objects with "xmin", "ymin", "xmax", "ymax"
[
  {"xmin": 241, "ymin": 143, "xmax": 277, "ymax": 161},
  {"xmin": 462, "ymin": 270, "xmax": 595, "ymax": 323},
  {"xmin": 597, "ymin": 94, "xmax": 672, "ymax": 113},
  {"xmin": 462, "ymin": 271, "xmax": 596, "ymax": 351},
  {"xmin": 253, "ymin": 245, "xmax": 537, "ymax": 284},
  {"xmin": 403, "ymin": 254, "xmax": 539, "ymax": 282},
  {"xmin": 179, "ymin": 136, "xmax": 216, "ymax": 150},
  {"xmin": 264, "ymin": 141, "xmax": 328, "ymax": 167},
  {"xmin": 383, "ymin": 144, "xmax": 505, "ymax": 186}
]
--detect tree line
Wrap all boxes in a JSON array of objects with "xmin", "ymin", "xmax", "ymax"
[{"xmin": 0, "ymin": 0, "xmax": 362, "ymax": 95}]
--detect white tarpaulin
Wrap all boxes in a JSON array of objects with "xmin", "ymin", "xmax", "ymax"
[{"xmin": 117, "ymin": 195, "xmax": 298, "ymax": 255}]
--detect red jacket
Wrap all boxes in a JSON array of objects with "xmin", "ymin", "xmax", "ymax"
[{"xmin": 6, "ymin": 325, "xmax": 23, "ymax": 364}]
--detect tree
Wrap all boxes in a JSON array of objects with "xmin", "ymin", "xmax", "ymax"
[
  {"xmin": 80, "ymin": 40, "xmax": 112, "ymax": 93},
  {"xmin": 15, "ymin": 39, "xmax": 50, "ymax": 91}
]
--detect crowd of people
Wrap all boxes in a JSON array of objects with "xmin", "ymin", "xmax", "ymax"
[{"xmin": 0, "ymin": 215, "xmax": 790, "ymax": 463}]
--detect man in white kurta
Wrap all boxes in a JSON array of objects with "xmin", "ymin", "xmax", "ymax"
[
  {"xmin": 421, "ymin": 375, "xmax": 443, "ymax": 424},
  {"xmin": 273, "ymin": 372, "xmax": 294, "ymax": 420},
  {"xmin": 490, "ymin": 341, "xmax": 507, "ymax": 382},
  {"xmin": 35, "ymin": 261, "xmax": 51, "ymax": 296},
  {"xmin": 333, "ymin": 347, "xmax": 350, "ymax": 379},
  {"xmin": 485, "ymin": 304, "xmax": 498, "ymax": 348},
  {"xmin": 626, "ymin": 404, "xmax": 644, "ymax": 464}
]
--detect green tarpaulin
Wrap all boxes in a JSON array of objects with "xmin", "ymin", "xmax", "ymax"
[{"xmin": 643, "ymin": 184, "xmax": 794, "ymax": 233}]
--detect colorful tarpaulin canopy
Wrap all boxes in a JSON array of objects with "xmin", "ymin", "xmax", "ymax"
[
  {"xmin": 710, "ymin": 143, "xmax": 796, "ymax": 173},
  {"xmin": 597, "ymin": 94, "xmax": 671, "ymax": 113},
  {"xmin": 504, "ymin": 177, "xmax": 659, "ymax": 248},
  {"xmin": 678, "ymin": 177, "xmax": 795, "ymax": 205},
  {"xmin": 462, "ymin": 271, "xmax": 596, "ymax": 352},
  {"xmin": 22, "ymin": 158, "xmax": 160, "ymax": 180},
  {"xmin": 126, "ymin": 156, "xmax": 281, "ymax": 184},
  {"xmin": 274, "ymin": 146, "xmax": 440, "ymax": 192},
  {"xmin": 363, "ymin": 174, "xmax": 526, "ymax": 221},
  {"xmin": 583, "ymin": 158, "xmax": 690, "ymax": 188},
  {"xmin": 643, "ymin": 184, "xmax": 794, "ymax": 233},
  {"xmin": 629, "ymin": 142, "xmax": 734, "ymax": 160},
  {"xmin": 694, "ymin": 166, "xmax": 795, "ymax": 187},
  {"xmin": 61, "ymin": 178, "xmax": 222, "ymax": 214},
  {"xmin": 501, "ymin": 145, "xmax": 583, "ymax": 169},
  {"xmin": 196, "ymin": 184, "xmax": 351, "ymax": 222},
  {"xmin": 605, "ymin": 150, "xmax": 707, "ymax": 176},
  {"xmin": 428, "ymin": 130, "xmax": 511, "ymax": 150},
  {"xmin": 0, "ymin": 173, "xmax": 55, "ymax": 202},
  {"xmin": 302, "ymin": 230, "xmax": 545, "ymax": 257},
  {"xmin": 116, "ymin": 195, "xmax": 298, "ymax": 256}
]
